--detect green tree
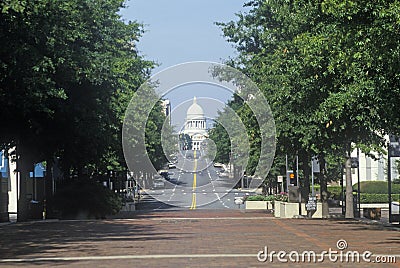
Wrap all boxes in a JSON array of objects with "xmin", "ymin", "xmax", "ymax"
[
  {"xmin": 208, "ymin": 121, "xmax": 230, "ymax": 164},
  {"xmin": 0, "ymin": 0, "xmax": 154, "ymax": 220},
  {"xmin": 219, "ymin": 0, "xmax": 400, "ymax": 217},
  {"xmin": 179, "ymin": 133, "xmax": 193, "ymax": 151}
]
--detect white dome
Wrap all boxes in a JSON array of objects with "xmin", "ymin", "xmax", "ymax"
[{"xmin": 186, "ymin": 97, "xmax": 204, "ymax": 120}]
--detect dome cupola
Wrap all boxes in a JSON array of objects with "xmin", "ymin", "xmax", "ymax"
[{"xmin": 186, "ymin": 96, "xmax": 204, "ymax": 120}]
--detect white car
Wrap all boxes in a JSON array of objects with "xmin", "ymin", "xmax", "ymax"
[
  {"xmin": 152, "ymin": 178, "xmax": 165, "ymax": 189},
  {"xmin": 213, "ymin": 162, "xmax": 223, "ymax": 168},
  {"xmin": 168, "ymin": 163, "xmax": 176, "ymax": 169},
  {"xmin": 218, "ymin": 172, "xmax": 229, "ymax": 178}
]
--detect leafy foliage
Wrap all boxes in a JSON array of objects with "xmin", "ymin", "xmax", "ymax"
[
  {"xmin": 353, "ymin": 181, "xmax": 400, "ymax": 194},
  {"xmin": 0, "ymin": 0, "xmax": 155, "ymax": 174},
  {"xmin": 52, "ymin": 179, "xmax": 122, "ymax": 219},
  {"xmin": 217, "ymin": 0, "xmax": 400, "ymax": 216},
  {"xmin": 179, "ymin": 133, "xmax": 193, "ymax": 151},
  {"xmin": 360, "ymin": 193, "xmax": 400, "ymax": 204},
  {"xmin": 208, "ymin": 121, "xmax": 230, "ymax": 164}
]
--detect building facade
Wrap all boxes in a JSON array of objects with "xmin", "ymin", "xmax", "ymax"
[{"xmin": 161, "ymin": 99, "xmax": 171, "ymax": 125}]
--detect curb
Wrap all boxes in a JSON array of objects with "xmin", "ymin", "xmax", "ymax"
[
  {"xmin": 356, "ymin": 217, "xmax": 400, "ymax": 230},
  {"xmin": 0, "ymin": 219, "xmax": 60, "ymax": 227}
]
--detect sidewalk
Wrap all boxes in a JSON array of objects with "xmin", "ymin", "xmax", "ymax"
[
  {"xmin": 0, "ymin": 209, "xmax": 398, "ymax": 267},
  {"xmin": 329, "ymin": 207, "xmax": 400, "ymax": 229}
]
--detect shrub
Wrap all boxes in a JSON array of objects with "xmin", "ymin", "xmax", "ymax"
[
  {"xmin": 312, "ymin": 185, "xmax": 320, "ymax": 192},
  {"xmin": 309, "ymin": 185, "xmax": 342, "ymax": 200},
  {"xmin": 274, "ymin": 192, "xmax": 288, "ymax": 202},
  {"xmin": 360, "ymin": 193, "xmax": 400, "ymax": 203},
  {"xmin": 246, "ymin": 194, "xmax": 286, "ymax": 202},
  {"xmin": 327, "ymin": 186, "xmax": 342, "ymax": 200},
  {"xmin": 52, "ymin": 179, "xmax": 122, "ymax": 219},
  {"xmin": 353, "ymin": 181, "xmax": 400, "ymax": 194},
  {"xmin": 246, "ymin": 195, "xmax": 265, "ymax": 201},
  {"xmin": 246, "ymin": 195, "xmax": 274, "ymax": 201},
  {"xmin": 264, "ymin": 195, "xmax": 276, "ymax": 201}
]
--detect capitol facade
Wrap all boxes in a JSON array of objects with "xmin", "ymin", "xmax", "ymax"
[{"xmin": 180, "ymin": 97, "xmax": 207, "ymax": 150}]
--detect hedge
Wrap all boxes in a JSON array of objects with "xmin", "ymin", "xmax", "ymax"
[
  {"xmin": 310, "ymin": 185, "xmax": 342, "ymax": 199},
  {"xmin": 353, "ymin": 181, "xmax": 400, "ymax": 194},
  {"xmin": 327, "ymin": 186, "xmax": 342, "ymax": 199},
  {"xmin": 360, "ymin": 193, "xmax": 400, "ymax": 204},
  {"xmin": 246, "ymin": 195, "xmax": 274, "ymax": 201}
]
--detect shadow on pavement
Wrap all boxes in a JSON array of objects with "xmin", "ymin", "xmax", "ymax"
[{"xmin": 0, "ymin": 219, "xmax": 183, "ymax": 260}]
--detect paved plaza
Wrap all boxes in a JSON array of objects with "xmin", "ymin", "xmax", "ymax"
[{"xmin": 0, "ymin": 209, "xmax": 399, "ymax": 267}]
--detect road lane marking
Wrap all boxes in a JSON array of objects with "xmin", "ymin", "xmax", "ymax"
[
  {"xmin": 190, "ymin": 151, "xmax": 197, "ymax": 210},
  {"xmin": 193, "ymin": 173, "xmax": 197, "ymax": 191},
  {"xmin": 189, "ymin": 192, "xmax": 196, "ymax": 209}
]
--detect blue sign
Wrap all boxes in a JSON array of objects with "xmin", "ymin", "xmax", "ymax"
[{"xmin": 0, "ymin": 151, "xmax": 9, "ymax": 178}]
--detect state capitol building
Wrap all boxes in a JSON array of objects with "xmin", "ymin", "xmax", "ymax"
[{"xmin": 180, "ymin": 97, "xmax": 207, "ymax": 150}]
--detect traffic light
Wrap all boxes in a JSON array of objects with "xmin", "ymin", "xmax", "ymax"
[{"xmin": 287, "ymin": 170, "xmax": 296, "ymax": 186}]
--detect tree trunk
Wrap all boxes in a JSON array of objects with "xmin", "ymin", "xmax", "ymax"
[
  {"xmin": 318, "ymin": 156, "xmax": 329, "ymax": 217},
  {"xmin": 345, "ymin": 150, "xmax": 354, "ymax": 218},
  {"xmin": 301, "ymin": 154, "xmax": 310, "ymax": 203}
]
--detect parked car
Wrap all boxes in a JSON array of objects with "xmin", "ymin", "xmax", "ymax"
[
  {"xmin": 168, "ymin": 162, "xmax": 176, "ymax": 169},
  {"xmin": 159, "ymin": 171, "xmax": 170, "ymax": 181},
  {"xmin": 213, "ymin": 162, "xmax": 223, "ymax": 168},
  {"xmin": 218, "ymin": 171, "xmax": 229, "ymax": 178},
  {"xmin": 152, "ymin": 178, "xmax": 165, "ymax": 189}
]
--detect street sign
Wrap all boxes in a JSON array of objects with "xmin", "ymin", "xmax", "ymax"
[
  {"xmin": 389, "ymin": 135, "xmax": 400, "ymax": 157},
  {"xmin": 312, "ymin": 157, "xmax": 320, "ymax": 173},
  {"xmin": 277, "ymin": 175, "xmax": 283, "ymax": 183},
  {"xmin": 351, "ymin": 157, "xmax": 359, "ymax": 168},
  {"xmin": 234, "ymin": 197, "xmax": 244, "ymax": 205},
  {"xmin": 306, "ymin": 197, "xmax": 317, "ymax": 211}
]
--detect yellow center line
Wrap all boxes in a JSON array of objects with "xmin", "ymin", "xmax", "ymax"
[{"xmin": 190, "ymin": 151, "xmax": 197, "ymax": 210}]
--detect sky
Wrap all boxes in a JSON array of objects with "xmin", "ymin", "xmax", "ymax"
[{"xmin": 120, "ymin": 1, "xmax": 248, "ymax": 130}]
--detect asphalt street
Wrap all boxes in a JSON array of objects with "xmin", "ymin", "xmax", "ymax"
[{"xmin": 142, "ymin": 150, "xmax": 248, "ymax": 210}]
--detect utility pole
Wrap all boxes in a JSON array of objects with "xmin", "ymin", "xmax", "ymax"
[
  {"xmin": 388, "ymin": 146, "xmax": 392, "ymax": 223},
  {"xmin": 297, "ymin": 155, "xmax": 301, "ymax": 216},
  {"xmin": 285, "ymin": 154, "xmax": 288, "ymax": 193},
  {"xmin": 357, "ymin": 148, "xmax": 361, "ymax": 217}
]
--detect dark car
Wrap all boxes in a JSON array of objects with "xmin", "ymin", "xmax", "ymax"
[{"xmin": 159, "ymin": 171, "xmax": 170, "ymax": 180}]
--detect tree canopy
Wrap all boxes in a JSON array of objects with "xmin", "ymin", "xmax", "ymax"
[
  {"xmin": 0, "ymin": 0, "xmax": 157, "ymax": 175},
  {"xmin": 215, "ymin": 0, "xmax": 400, "ymax": 217}
]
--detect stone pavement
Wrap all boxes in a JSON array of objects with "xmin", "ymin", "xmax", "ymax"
[{"xmin": 0, "ymin": 210, "xmax": 399, "ymax": 267}]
